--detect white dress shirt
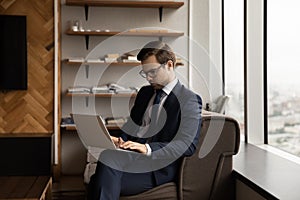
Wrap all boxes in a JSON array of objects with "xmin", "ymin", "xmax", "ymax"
[{"xmin": 141, "ymin": 78, "xmax": 178, "ymax": 156}]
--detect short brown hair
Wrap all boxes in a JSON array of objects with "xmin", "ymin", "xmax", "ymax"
[{"xmin": 137, "ymin": 41, "xmax": 176, "ymax": 66}]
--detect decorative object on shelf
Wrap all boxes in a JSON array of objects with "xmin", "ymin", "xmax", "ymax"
[
  {"xmin": 104, "ymin": 53, "xmax": 119, "ymax": 63},
  {"xmin": 60, "ymin": 116, "xmax": 75, "ymax": 127},
  {"xmin": 69, "ymin": 19, "xmax": 83, "ymax": 31}
]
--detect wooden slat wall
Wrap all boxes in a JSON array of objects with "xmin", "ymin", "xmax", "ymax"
[{"xmin": 0, "ymin": 0, "xmax": 54, "ymax": 134}]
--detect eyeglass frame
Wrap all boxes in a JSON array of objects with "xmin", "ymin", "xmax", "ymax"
[{"xmin": 139, "ymin": 63, "xmax": 166, "ymax": 78}]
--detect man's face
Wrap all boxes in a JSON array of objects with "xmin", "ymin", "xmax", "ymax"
[{"xmin": 141, "ymin": 55, "xmax": 170, "ymax": 89}]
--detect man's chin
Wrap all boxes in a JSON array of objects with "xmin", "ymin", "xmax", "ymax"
[{"xmin": 151, "ymin": 83, "xmax": 163, "ymax": 90}]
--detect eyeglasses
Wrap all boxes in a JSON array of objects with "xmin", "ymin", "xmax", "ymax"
[{"xmin": 139, "ymin": 63, "xmax": 165, "ymax": 78}]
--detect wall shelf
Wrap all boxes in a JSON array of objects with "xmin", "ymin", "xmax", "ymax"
[
  {"xmin": 65, "ymin": 0, "xmax": 184, "ymax": 21},
  {"xmin": 66, "ymin": 29, "xmax": 184, "ymax": 37},
  {"xmin": 66, "ymin": 29, "xmax": 184, "ymax": 49},
  {"xmin": 63, "ymin": 124, "xmax": 121, "ymax": 131},
  {"xmin": 65, "ymin": 0, "xmax": 184, "ymax": 8},
  {"xmin": 63, "ymin": 60, "xmax": 184, "ymax": 67},
  {"xmin": 66, "ymin": 92, "xmax": 137, "ymax": 98},
  {"xmin": 64, "ymin": 60, "xmax": 141, "ymax": 66}
]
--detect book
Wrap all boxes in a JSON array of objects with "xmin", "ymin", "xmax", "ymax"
[
  {"xmin": 105, "ymin": 53, "xmax": 119, "ymax": 58},
  {"xmin": 91, "ymin": 85, "xmax": 114, "ymax": 94},
  {"xmin": 105, "ymin": 117, "xmax": 127, "ymax": 125},
  {"xmin": 67, "ymin": 57, "xmax": 85, "ymax": 62},
  {"xmin": 68, "ymin": 87, "xmax": 91, "ymax": 93},
  {"xmin": 86, "ymin": 58, "xmax": 104, "ymax": 63},
  {"xmin": 122, "ymin": 59, "xmax": 140, "ymax": 63}
]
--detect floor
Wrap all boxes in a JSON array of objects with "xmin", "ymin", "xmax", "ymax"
[{"xmin": 52, "ymin": 176, "xmax": 86, "ymax": 200}]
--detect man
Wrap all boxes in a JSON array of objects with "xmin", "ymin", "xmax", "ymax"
[{"xmin": 88, "ymin": 41, "xmax": 202, "ymax": 200}]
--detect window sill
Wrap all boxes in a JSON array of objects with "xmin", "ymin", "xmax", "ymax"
[{"xmin": 233, "ymin": 142, "xmax": 300, "ymax": 200}]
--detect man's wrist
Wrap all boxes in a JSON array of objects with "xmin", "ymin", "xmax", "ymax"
[{"xmin": 145, "ymin": 144, "xmax": 152, "ymax": 156}]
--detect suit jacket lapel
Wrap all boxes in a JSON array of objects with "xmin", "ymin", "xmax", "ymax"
[
  {"xmin": 162, "ymin": 81, "xmax": 182, "ymax": 113},
  {"xmin": 154, "ymin": 82, "xmax": 182, "ymax": 135}
]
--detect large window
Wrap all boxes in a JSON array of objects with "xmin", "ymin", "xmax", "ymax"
[
  {"xmin": 224, "ymin": 0, "xmax": 245, "ymax": 135},
  {"xmin": 267, "ymin": 0, "xmax": 300, "ymax": 156}
]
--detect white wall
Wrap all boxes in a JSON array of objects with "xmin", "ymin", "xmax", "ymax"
[
  {"xmin": 61, "ymin": 1, "xmax": 191, "ymax": 118},
  {"xmin": 190, "ymin": 0, "xmax": 223, "ymax": 108},
  {"xmin": 60, "ymin": 0, "xmax": 217, "ymax": 118}
]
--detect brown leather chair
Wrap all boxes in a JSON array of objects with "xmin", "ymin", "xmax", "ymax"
[{"xmin": 120, "ymin": 111, "xmax": 240, "ymax": 200}]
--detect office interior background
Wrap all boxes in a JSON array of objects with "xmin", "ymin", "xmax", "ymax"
[{"xmin": 1, "ymin": 0, "xmax": 300, "ymax": 199}]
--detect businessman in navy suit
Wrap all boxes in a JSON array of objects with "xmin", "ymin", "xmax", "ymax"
[{"xmin": 88, "ymin": 41, "xmax": 202, "ymax": 200}]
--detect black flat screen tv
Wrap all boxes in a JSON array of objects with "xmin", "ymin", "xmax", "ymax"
[{"xmin": 0, "ymin": 15, "xmax": 27, "ymax": 90}]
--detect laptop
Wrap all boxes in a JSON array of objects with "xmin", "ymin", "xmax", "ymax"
[{"xmin": 71, "ymin": 114, "xmax": 136, "ymax": 153}]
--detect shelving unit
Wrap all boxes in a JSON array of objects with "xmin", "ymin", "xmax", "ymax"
[
  {"xmin": 65, "ymin": 29, "xmax": 184, "ymax": 49},
  {"xmin": 61, "ymin": 2, "xmax": 185, "ymax": 123},
  {"xmin": 65, "ymin": 0, "xmax": 184, "ymax": 21},
  {"xmin": 58, "ymin": 0, "xmax": 187, "ymax": 180}
]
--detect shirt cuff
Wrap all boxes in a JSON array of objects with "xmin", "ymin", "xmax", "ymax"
[{"xmin": 145, "ymin": 144, "xmax": 152, "ymax": 156}]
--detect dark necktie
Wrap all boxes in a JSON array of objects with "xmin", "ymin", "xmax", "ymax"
[
  {"xmin": 146, "ymin": 89, "xmax": 164, "ymax": 142},
  {"xmin": 151, "ymin": 89, "xmax": 164, "ymax": 124},
  {"xmin": 153, "ymin": 89, "xmax": 164, "ymax": 105}
]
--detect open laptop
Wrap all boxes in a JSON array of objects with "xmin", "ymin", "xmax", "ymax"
[{"xmin": 72, "ymin": 114, "xmax": 136, "ymax": 153}]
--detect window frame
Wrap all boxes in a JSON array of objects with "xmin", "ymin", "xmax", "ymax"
[{"xmin": 225, "ymin": 0, "xmax": 300, "ymax": 161}]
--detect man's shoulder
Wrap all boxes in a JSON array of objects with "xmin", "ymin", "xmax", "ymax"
[
  {"xmin": 175, "ymin": 82, "xmax": 200, "ymax": 97},
  {"xmin": 135, "ymin": 85, "xmax": 154, "ymax": 100},
  {"xmin": 138, "ymin": 85, "xmax": 153, "ymax": 93}
]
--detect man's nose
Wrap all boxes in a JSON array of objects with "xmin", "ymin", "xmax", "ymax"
[{"xmin": 146, "ymin": 75, "xmax": 152, "ymax": 81}]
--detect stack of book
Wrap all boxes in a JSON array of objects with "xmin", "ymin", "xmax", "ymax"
[
  {"xmin": 105, "ymin": 117, "xmax": 127, "ymax": 126},
  {"xmin": 104, "ymin": 53, "xmax": 119, "ymax": 63},
  {"xmin": 108, "ymin": 83, "xmax": 137, "ymax": 94},
  {"xmin": 122, "ymin": 55, "xmax": 139, "ymax": 63},
  {"xmin": 91, "ymin": 85, "xmax": 114, "ymax": 94},
  {"xmin": 67, "ymin": 86, "xmax": 91, "ymax": 94},
  {"xmin": 86, "ymin": 58, "xmax": 105, "ymax": 63},
  {"xmin": 67, "ymin": 57, "xmax": 85, "ymax": 62}
]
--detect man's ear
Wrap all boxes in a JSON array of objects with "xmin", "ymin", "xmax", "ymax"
[{"xmin": 166, "ymin": 60, "xmax": 174, "ymax": 69}]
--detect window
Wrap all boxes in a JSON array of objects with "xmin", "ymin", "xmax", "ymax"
[
  {"xmin": 267, "ymin": 0, "xmax": 300, "ymax": 157},
  {"xmin": 224, "ymin": 0, "xmax": 245, "ymax": 136}
]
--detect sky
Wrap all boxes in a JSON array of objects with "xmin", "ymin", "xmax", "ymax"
[{"xmin": 267, "ymin": 0, "xmax": 300, "ymax": 85}]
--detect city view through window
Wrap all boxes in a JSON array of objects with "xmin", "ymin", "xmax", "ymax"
[{"xmin": 267, "ymin": 0, "xmax": 300, "ymax": 157}]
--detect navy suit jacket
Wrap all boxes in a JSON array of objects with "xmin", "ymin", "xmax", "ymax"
[{"xmin": 120, "ymin": 81, "xmax": 202, "ymax": 185}]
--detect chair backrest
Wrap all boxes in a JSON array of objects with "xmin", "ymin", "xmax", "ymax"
[
  {"xmin": 211, "ymin": 95, "xmax": 230, "ymax": 114},
  {"xmin": 178, "ymin": 111, "xmax": 240, "ymax": 200}
]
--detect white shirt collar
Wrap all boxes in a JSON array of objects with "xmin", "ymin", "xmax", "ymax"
[{"xmin": 162, "ymin": 78, "xmax": 178, "ymax": 95}]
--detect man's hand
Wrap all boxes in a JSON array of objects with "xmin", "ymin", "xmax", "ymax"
[
  {"xmin": 111, "ymin": 136, "xmax": 124, "ymax": 147},
  {"xmin": 120, "ymin": 141, "xmax": 148, "ymax": 154}
]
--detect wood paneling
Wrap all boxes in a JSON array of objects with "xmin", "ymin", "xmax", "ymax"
[{"xmin": 0, "ymin": 0, "xmax": 54, "ymax": 135}]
